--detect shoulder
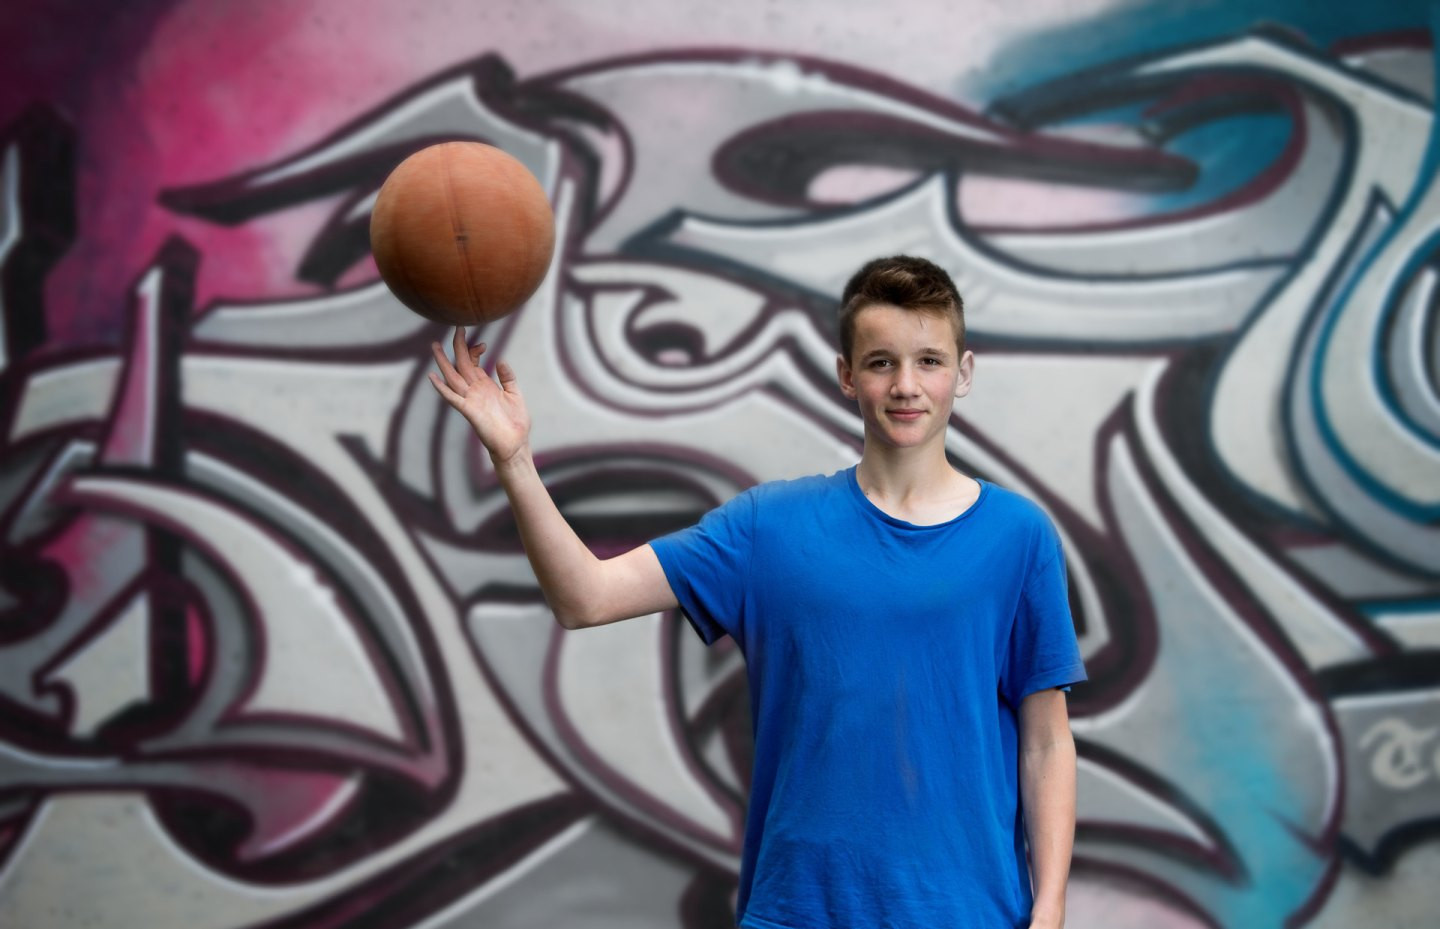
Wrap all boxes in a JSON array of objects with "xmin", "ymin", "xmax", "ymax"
[
  {"xmin": 980, "ymin": 481, "xmax": 1051, "ymax": 524},
  {"xmin": 696, "ymin": 470, "xmax": 840, "ymax": 528},
  {"xmin": 978, "ymin": 482, "xmax": 1063, "ymax": 560},
  {"xmin": 708, "ymin": 470, "xmax": 851, "ymax": 532},
  {"xmin": 745, "ymin": 469, "xmax": 849, "ymax": 511},
  {"xmin": 752, "ymin": 469, "xmax": 843, "ymax": 496}
]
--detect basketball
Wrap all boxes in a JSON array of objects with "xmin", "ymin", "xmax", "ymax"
[{"xmin": 370, "ymin": 141, "xmax": 555, "ymax": 326}]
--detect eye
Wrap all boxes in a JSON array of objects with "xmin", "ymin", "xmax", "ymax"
[{"xmin": 868, "ymin": 358, "xmax": 892, "ymax": 369}]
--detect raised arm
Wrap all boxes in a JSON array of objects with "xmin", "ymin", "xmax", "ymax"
[
  {"xmin": 428, "ymin": 327, "xmax": 677, "ymax": 628},
  {"xmin": 1018, "ymin": 687, "xmax": 1077, "ymax": 929}
]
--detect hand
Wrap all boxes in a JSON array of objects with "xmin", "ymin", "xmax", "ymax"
[{"xmin": 428, "ymin": 326, "xmax": 532, "ymax": 467}]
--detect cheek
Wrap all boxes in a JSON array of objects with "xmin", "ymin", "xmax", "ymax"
[{"xmin": 862, "ymin": 378, "xmax": 892, "ymax": 398}]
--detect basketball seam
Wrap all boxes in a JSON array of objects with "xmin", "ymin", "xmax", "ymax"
[{"xmin": 442, "ymin": 146, "xmax": 483, "ymax": 325}]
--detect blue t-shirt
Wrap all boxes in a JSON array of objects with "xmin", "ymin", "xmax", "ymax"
[{"xmin": 649, "ymin": 467, "xmax": 1087, "ymax": 929}]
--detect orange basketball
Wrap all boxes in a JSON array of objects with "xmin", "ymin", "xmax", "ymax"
[{"xmin": 370, "ymin": 141, "xmax": 555, "ymax": 326}]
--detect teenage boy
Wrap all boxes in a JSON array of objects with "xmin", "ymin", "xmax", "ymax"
[{"xmin": 429, "ymin": 255, "xmax": 1086, "ymax": 929}]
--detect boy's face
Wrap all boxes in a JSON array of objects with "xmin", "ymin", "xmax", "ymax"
[{"xmin": 836, "ymin": 303, "xmax": 974, "ymax": 452}]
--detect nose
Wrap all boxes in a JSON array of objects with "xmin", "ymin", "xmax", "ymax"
[{"xmin": 891, "ymin": 361, "xmax": 920, "ymax": 396}]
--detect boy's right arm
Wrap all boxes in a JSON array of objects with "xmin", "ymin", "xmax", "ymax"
[{"xmin": 429, "ymin": 327, "xmax": 679, "ymax": 628}]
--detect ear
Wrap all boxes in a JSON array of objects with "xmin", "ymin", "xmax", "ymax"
[
  {"xmin": 836, "ymin": 353, "xmax": 858, "ymax": 400},
  {"xmin": 953, "ymin": 350, "xmax": 975, "ymax": 399}
]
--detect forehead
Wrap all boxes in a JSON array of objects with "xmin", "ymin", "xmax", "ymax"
[{"xmin": 850, "ymin": 303, "xmax": 959, "ymax": 353}]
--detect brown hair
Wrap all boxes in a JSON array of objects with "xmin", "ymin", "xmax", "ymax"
[{"xmin": 838, "ymin": 255, "xmax": 965, "ymax": 362}]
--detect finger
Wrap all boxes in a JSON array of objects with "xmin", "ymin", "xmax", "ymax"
[
  {"xmin": 496, "ymin": 360, "xmax": 523, "ymax": 397},
  {"xmin": 452, "ymin": 326, "xmax": 480, "ymax": 379},
  {"xmin": 464, "ymin": 341, "xmax": 495, "ymax": 387},
  {"xmin": 427, "ymin": 370, "xmax": 466, "ymax": 407},
  {"xmin": 431, "ymin": 341, "xmax": 469, "ymax": 394}
]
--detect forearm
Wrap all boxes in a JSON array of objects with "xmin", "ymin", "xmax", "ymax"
[
  {"xmin": 1019, "ymin": 721, "xmax": 1076, "ymax": 927},
  {"xmin": 492, "ymin": 446, "xmax": 610, "ymax": 628}
]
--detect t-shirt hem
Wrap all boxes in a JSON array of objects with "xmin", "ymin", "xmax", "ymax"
[
  {"xmin": 739, "ymin": 911, "xmax": 804, "ymax": 929},
  {"xmin": 1016, "ymin": 661, "xmax": 1089, "ymax": 702},
  {"xmin": 679, "ymin": 608, "xmax": 719, "ymax": 644},
  {"xmin": 647, "ymin": 538, "xmax": 723, "ymax": 645}
]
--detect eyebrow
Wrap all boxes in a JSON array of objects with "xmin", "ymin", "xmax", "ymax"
[{"xmin": 861, "ymin": 347, "xmax": 952, "ymax": 360}]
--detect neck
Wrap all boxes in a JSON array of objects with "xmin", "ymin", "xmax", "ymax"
[{"xmin": 855, "ymin": 440, "xmax": 966, "ymax": 503}]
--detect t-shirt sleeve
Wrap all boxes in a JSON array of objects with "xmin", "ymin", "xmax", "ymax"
[
  {"xmin": 647, "ymin": 489, "xmax": 756, "ymax": 645},
  {"xmin": 999, "ymin": 535, "xmax": 1088, "ymax": 707}
]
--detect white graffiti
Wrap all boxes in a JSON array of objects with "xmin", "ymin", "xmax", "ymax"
[{"xmin": 1360, "ymin": 718, "xmax": 1440, "ymax": 791}]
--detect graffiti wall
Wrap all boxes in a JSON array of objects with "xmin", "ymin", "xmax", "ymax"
[{"xmin": 2, "ymin": 1, "xmax": 1438, "ymax": 926}]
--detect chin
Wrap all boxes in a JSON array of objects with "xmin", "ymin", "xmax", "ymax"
[{"xmin": 876, "ymin": 430, "xmax": 933, "ymax": 449}]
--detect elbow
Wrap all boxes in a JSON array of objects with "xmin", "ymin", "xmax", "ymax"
[
  {"xmin": 543, "ymin": 582, "xmax": 598, "ymax": 629},
  {"xmin": 1023, "ymin": 726, "xmax": 1075, "ymax": 756},
  {"xmin": 542, "ymin": 562, "xmax": 613, "ymax": 630},
  {"xmin": 552, "ymin": 606, "xmax": 587, "ymax": 630},
  {"xmin": 551, "ymin": 599, "xmax": 604, "ymax": 630},
  {"xmin": 1020, "ymin": 731, "xmax": 1076, "ymax": 775}
]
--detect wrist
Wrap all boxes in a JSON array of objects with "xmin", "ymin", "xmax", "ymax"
[
  {"xmin": 490, "ymin": 444, "xmax": 535, "ymax": 476},
  {"xmin": 1029, "ymin": 900, "xmax": 1065, "ymax": 929}
]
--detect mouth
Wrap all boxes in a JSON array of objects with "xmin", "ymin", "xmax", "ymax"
[{"xmin": 887, "ymin": 409, "xmax": 925, "ymax": 421}]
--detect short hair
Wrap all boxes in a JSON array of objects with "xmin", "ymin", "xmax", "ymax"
[{"xmin": 838, "ymin": 255, "xmax": 965, "ymax": 362}]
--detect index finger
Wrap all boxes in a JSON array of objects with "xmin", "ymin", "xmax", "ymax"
[
  {"xmin": 451, "ymin": 326, "xmax": 481, "ymax": 379},
  {"xmin": 430, "ymin": 340, "xmax": 467, "ymax": 393}
]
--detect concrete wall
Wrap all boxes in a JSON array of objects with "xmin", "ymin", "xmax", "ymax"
[{"xmin": 0, "ymin": 1, "xmax": 1437, "ymax": 926}]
